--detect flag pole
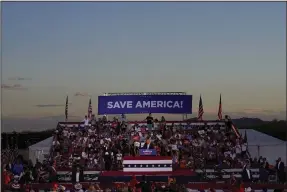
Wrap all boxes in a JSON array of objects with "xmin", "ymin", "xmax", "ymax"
[
  {"xmin": 197, "ymin": 94, "xmax": 204, "ymax": 121},
  {"xmin": 65, "ymin": 95, "xmax": 68, "ymax": 123},
  {"xmin": 218, "ymin": 93, "xmax": 222, "ymax": 120}
]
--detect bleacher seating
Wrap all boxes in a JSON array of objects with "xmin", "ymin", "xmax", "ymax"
[{"xmin": 2, "ymin": 116, "xmax": 285, "ymax": 191}]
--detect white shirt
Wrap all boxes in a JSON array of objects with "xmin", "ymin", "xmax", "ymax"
[
  {"xmin": 134, "ymin": 141, "xmax": 140, "ymax": 147},
  {"xmin": 146, "ymin": 143, "xmax": 150, "ymax": 149},
  {"xmin": 83, "ymin": 137, "xmax": 88, "ymax": 143},
  {"xmin": 117, "ymin": 153, "xmax": 122, "ymax": 161},
  {"xmin": 241, "ymin": 143, "xmax": 247, "ymax": 151},
  {"xmin": 63, "ymin": 130, "xmax": 69, "ymax": 137},
  {"xmin": 278, "ymin": 161, "xmax": 281, "ymax": 169},
  {"xmin": 81, "ymin": 152, "xmax": 88, "ymax": 159},
  {"xmin": 171, "ymin": 144, "xmax": 178, "ymax": 151},
  {"xmin": 84, "ymin": 119, "xmax": 89, "ymax": 126},
  {"xmin": 231, "ymin": 153, "xmax": 236, "ymax": 160},
  {"xmin": 154, "ymin": 123, "xmax": 159, "ymax": 129},
  {"xmin": 76, "ymin": 172, "xmax": 80, "ymax": 182},
  {"xmin": 156, "ymin": 134, "xmax": 162, "ymax": 140},
  {"xmin": 246, "ymin": 169, "xmax": 251, "ymax": 179},
  {"xmin": 88, "ymin": 128, "xmax": 95, "ymax": 135},
  {"xmin": 52, "ymin": 141, "xmax": 60, "ymax": 146},
  {"xmin": 235, "ymin": 145, "xmax": 241, "ymax": 154}
]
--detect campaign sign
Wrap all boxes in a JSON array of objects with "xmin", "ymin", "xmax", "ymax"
[
  {"xmin": 139, "ymin": 149, "xmax": 157, "ymax": 156},
  {"xmin": 98, "ymin": 95, "xmax": 192, "ymax": 115}
]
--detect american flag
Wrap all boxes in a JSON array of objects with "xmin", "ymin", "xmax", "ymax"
[
  {"xmin": 218, "ymin": 94, "xmax": 222, "ymax": 120},
  {"xmin": 123, "ymin": 156, "xmax": 172, "ymax": 172},
  {"xmin": 231, "ymin": 124, "xmax": 240, "ymax": 138},
  {"xmin": 88, "ymin": 98, "xmax": 92, "ymax": 119},
  {"xmin": 197, "ymin": 95, "xmax": 204, "ymax": 121},
  {"xmin": 65, "ymin": 96, "xmax": 68, "ymax": 121}
]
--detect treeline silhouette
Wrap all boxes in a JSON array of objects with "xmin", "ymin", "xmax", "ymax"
[
  {"xmin": 248, "ymin": 120, "xmax": 287, "ymax": 141},
  {"xmin": 1, "ymin": 130, "xmax": 54, "ymax": 149}
]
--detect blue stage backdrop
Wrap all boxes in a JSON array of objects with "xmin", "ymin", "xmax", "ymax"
[{"xmin": 98, "ymin": 95, "xmax": 192, "ymax": 115}]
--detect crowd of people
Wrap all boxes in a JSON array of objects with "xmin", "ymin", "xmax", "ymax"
[
  {"xmin": 1, "ymin": 113, "xmax": 286, "ymax": 191},
  {"xmin": 50, "ymin": 114, "xmax": 252, "ymax": 172}
]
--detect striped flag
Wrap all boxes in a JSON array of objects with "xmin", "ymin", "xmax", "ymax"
[
  {"xmin": 231, "ymin": 122, "xmax": 240, "ymax": 138},
  {"xmin": 218, "ymin": 94, "xmax": 222, "ymax": 120},
  {"xmin": 123, "ymin": 156, "xmax": 172, "ymax": 172},
  {"xmin": 225, "ymin": 115, "xmax": 240, "ymax": 138},
  {"xmin": 88, "ymin": 98, "xmax": 92, "ymax": 119},
  {"xmin": 65, "ymin": 96, "xmax": 68, "ymax": 121},
  {"xmin": 197, "ymin": 95, "xmax": 204, "ymax": 121}
]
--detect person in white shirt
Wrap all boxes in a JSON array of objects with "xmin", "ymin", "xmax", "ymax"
[
  {"xmin": 235, "ymin": 144, "xmax": 241, "ymax": 156},
  {"xmin": 88, "ymin": 127, "xmax": 96, "ymax": 136},
  {"xmin": 121, "ymin": 114, "xmax": 126, "ymax": 122},
  {"xmin": 63, "ymin": 128, "xmax": 69, "ymax": 137},
  {"xmin": 242, "ymin": 161, "xmax": 252, "ymax": 182},
  {"xmin": 83, "ymin": 115, "xmax": 89, "ymax": 126},
  {"xmin": 116, "ymin": 150, "xmax": 123, "ymax": 167},
  {"xmin": 52, "ymin": 139, "xmax": 60, "ymax": 146},
  {"xmin": 74, "ymin": 183, "xmax": 84, "ymax": 192},
  {"xmin": 82, "ymin": 151, "xmax": 88, "ymax": 159},
  {"xmin": 241, "ymin": 142, "xmax": 247, "ymax": 157},
  {"xmin": 153, "ymin": 119, "xmax": 159, "ymax": 130}
]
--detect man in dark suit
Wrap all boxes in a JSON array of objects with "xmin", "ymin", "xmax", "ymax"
[
  {"xmin": 275, "ymin": 157, "xmax": 285, "ymax": 183},
  {"xmin": 142, "ymin": 137, "xmax": 154, "ymax": 149},
  {"xmin": 103, "ymin": 149, "xmax": 112, "ymax": 171},
  {"xmin": 72, "ymin": 165, "xmax": 84, "ymax": 183},
  {"xmin": 242, "ymin": 161, "xmax": 253, "ymax": 182}
]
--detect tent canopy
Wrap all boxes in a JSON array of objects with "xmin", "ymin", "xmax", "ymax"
[
  {"xmin": 239, "ymin": 129, "xmax": 287, "ymax": 164},
  {"xmin": 29, "ymin": 136, "xmax": 53, "ymax": 151},
  {"xmin": 239, "ymin": 129, "xmax": 285, "ymax": 146},
  {"xmin": 29, "ymin": 136, "xmax": 53, "ymax": 164}
]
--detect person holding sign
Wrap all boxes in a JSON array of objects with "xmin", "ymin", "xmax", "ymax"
[{"xmin": 145, "ymin": 113, "xmax": 153, "ymax": 130}]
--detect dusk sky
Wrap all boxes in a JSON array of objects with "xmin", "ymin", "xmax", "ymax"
[{"xmin": 2, "ymin": 2, "xmax": 286, "ymax": 131}]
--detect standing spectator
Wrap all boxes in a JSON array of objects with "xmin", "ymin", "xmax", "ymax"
[
  {"xmin": 121, "ymin": 114, "xmax": 126, "ymax": 122},
  {"xmin": 145, "ymin": 113, "xmax": 153, "ymax": 131},
  {"xmin": 2, "ymin": 165, "xmax": 12, "ymax": 184},
  {"xmin": 275, "ymin": 157, "xmax": 285, "ymax": 183},
  {"xmin": 12, "ymin": 159, "xmax": 23, "ymax": 176},
  {"xmin": 83, "ymin": 115, "xmax": 89, "ymax": 126},
  {"xmin": 72, "ymin": 166, "xmax": 84, "ymax": 183},
  {"xmin": 242, "ymin": 161, "xmax": 252, "ymax": 182},
  {"xmin": 104, "ymin": 150, "xmax": 112, "ymax": 171},
  {"xmin": 90, "ymin": 114, "xmax": 97, "ymax": 126}
]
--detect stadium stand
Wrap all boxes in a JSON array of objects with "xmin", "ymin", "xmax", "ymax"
[{"xmin": 2, "ymin": 115, "xmax": 286, "ymax": 191}]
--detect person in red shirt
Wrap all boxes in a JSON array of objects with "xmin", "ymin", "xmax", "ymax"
[
  {"xmin": 2, "ymin": 167, "xmax": 11, "ymax": 184},
  {"xmin": 130, "ymin": 175, "xmax": 139, "ymax": 188},
  {"xmin": 235, "ymin": 183, "xmax": 245, "ymax": 192}
]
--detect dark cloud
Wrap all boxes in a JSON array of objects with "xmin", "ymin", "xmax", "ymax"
[
  {"xmin": 74, "ymin": 92, "xmax": 90, "ymax": 97},
  {"xmin": 8, "ymin": 77, "xmax": 32, "ymax": 81},
  {"xmin": 35, "ymin": 103, "xmax": 72, "ymax": 108},
  {"xmin": 1, "ymin": 84, "xmax": 28, "ymax": 90}
]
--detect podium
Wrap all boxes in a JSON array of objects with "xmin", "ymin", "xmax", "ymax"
[{"xmin": 139, "ymin": 149, "xmax": 157, "ymax": 156}]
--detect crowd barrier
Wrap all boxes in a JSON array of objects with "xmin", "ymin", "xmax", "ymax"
[{"xmin": 55, "ymin": 169, "xmax": 272, "ymax": 182}]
